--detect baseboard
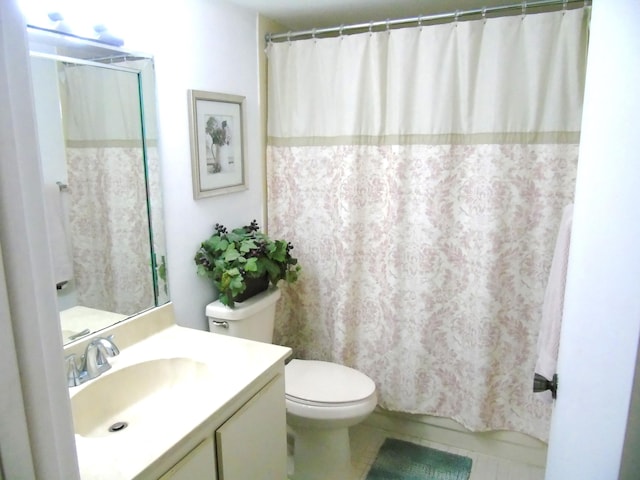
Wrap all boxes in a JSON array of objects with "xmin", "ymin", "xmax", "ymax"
[{"xmin": 363, "ymin": 408, "xmax": 548, "ymax": 468}]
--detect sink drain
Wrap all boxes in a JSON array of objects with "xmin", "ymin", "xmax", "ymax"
[{"xmin": 108, "ymin": 421, "xmax": 128, "ymax": 433}]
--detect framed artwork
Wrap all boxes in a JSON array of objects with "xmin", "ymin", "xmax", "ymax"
[{"xmin": 188, "ymin": 90, "xmax": 247, "ymax": 199}]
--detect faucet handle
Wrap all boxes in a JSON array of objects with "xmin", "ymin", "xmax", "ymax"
[{"xmin": 65, "ymin": 354, "xmax": 84, "ymax": 387}]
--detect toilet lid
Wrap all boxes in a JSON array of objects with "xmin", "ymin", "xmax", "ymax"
[{"xmin": 285, "ymin": 359, "xmax": 376, "ymax": 404}]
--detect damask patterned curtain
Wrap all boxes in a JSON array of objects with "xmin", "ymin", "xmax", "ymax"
[{"xmin": 266, "ymin": 8, "xmax": 589, "ymax": 440}]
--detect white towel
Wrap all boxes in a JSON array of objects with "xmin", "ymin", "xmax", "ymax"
[
  {"xmin": 43, "ymin": 184, "xmax": 74, "ymax": 287},
  {"xmin": 535, "ymin": 203, "xmax": 574, "ymax": 387}
]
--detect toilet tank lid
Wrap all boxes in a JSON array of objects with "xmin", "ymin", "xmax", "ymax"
[
  {"xmin": 285, "ymin": 359, "xmax": 376, "ymax": 404},
  {"xmin": 205, "ymin": 287, "xmax": 281, "ymax": 321}
]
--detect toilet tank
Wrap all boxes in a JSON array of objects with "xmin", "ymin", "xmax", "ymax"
[{"xmin": 205, "ymin": 287, "xmax": 281, "ymax": 343}]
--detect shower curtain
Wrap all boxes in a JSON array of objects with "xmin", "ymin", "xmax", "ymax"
[
  {"xmin": 266, "ymin": 8, "xmax": 589, "ymax": 441},
  {"xmin": 61, "ymin": 64, "xmax": 155, "ymax": 315}
]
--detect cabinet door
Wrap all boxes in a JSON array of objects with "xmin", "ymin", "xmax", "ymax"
[
  {"xmin": 216, "ymin": 374, "xmax": 287, "ymax": 480},
  {"xmin": 159, "ymin": 436, "xmax": 217, "ymax": 480}
]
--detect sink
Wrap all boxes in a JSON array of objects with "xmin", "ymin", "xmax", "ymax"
[{"xmin": 71, "ymin": 358, "xmax": 216, "ymax": 438}]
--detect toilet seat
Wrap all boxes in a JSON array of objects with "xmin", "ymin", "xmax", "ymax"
[{"xmin": 285, "ymin": 359, "xmax": 376, "ymax": 407}]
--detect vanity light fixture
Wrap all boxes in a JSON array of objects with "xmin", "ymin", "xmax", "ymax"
[{"xmin": 18, "ymin": 0, "xmax": 125, "ymax": 46}]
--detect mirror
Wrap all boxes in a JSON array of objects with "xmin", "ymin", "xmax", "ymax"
[{"xmin": 27, "ymin": 27, "xmax": 169, "ymax": 345}]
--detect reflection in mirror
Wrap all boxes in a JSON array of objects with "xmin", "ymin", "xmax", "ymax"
[{"xmin": 28, "ymin": 27, "xmax": 169, "ymax": 345}]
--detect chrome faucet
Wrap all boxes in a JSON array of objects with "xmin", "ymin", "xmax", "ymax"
[{"xmin": 65, "ymin": 336, "xmax": 120, "ymax": 387}]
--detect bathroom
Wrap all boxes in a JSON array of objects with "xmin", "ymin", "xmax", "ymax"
[{"xmin": 1, "ymin": 0, "xmax": 639, "ymax": 479}]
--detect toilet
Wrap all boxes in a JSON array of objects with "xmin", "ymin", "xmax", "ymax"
[{"xmin": 206, "ymin": 287, "xmax": 377, "ymax": 480}]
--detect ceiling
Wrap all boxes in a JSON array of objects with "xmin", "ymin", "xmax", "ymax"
[{"xmin": 222, "ymin": 0, "xmax": 528, "ymax": 31}]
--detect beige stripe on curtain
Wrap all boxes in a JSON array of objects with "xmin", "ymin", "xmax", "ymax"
[{"xmin": 266, "ymin": 8, "xmax": 589, "ymax": 441}]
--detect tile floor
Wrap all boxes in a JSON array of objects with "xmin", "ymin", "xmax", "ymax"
[{"xmin": 348, "ymin": 424, "xmax": 546, "ymax": 480}]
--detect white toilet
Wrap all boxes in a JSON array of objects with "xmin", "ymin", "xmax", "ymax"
[{"xmin": 206, "ymin": 287, "xmax": 377, "ymax": 480}]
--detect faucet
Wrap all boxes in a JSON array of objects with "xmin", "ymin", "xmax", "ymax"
[{"xmin": 65, "ymin": 336, "xmax": 120, "ymax": 387}]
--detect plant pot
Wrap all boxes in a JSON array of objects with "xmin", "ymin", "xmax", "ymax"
[{"xmin": 234, "ymin": 275, "xmax": 269, "ymax": 303}]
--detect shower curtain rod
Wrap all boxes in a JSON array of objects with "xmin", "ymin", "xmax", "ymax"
[{"xmin": 265, "ymin": 0, "xmax": 590, "ymax": 43}]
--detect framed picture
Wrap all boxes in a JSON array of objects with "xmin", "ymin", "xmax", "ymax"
[{"xmin": 188, "ymin": 90, "xmax": 247, "ymax": 199}]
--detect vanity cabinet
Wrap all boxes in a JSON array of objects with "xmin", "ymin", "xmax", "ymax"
[
  {"xmin": 159, "ymin": 437, "xmax": 216, "ymax": 480},
  {"xmin": 216, "ymin": 374, "xmax": 287, "ymax": 479},
  {"xmin": 65, "ymin": 313, "xmax": 291, "ymax": 480},
  {"xmin": 160, "ymin": 373, "xmax": 287, "ymax": 480}
]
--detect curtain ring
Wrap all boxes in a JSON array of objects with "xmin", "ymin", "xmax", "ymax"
[
  {"xmin": 369, "ymin": 21, "xmax": 373, "ymax": 36},
  {"xmin": 482, "ymin": 7, "xmax": 487, "ymax": 24},
  {"xmin": 312, "ymin": 28, "xmax": 317, "ymax": 42},
  {"xmin": 339, "ymin": 24, "xmax": 345, "ymax": 39},
  {"xmin": 562, "ymin": 0, "xmax": 568, "ymax": 11},
  {"xmin": 386, "ymin": 18, "xmax": 390, "ymax": 34},
  {"xmin": 454, "ymin": 9, "xmax": 460, "ymax": 26},
  {"xmin": 264, "ymin": 33, "xmax": 272, "ymax": 54},
  {"xmin": 417, "ymin": 15, "xmax": 423, "ymax": 30},
  {"xmin": 522, "ymin": 1, "xmax": 527, "ymax": 19},
  {"xmin": 287, "ymin": 31, "xmax": 292, "ymax": 45}
]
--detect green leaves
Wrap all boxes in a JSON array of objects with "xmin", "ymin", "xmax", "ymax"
[
  {"xmin": 244, "ymin": 257, "xmax": 258, "ymax": 272},
  {"xmin": 239, "ymin": 239, "xmax": 258, "ymax": 253},
  {"xmin": 223, "ymin": 246, "xmax": 241, "ymax": 262},
  {"xmin": 203, "ymin": 235, "xmax": 228, "ymax": 253},
  {"xmin": 269, "ymin": 240, "xmax": 288, "ymax": 262},
  {"xmin": 194, "ymin": 220, "xmax": 301, "ymax": 307}
]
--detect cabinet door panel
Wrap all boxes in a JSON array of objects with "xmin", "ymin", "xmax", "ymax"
[
  {"xmin": 159, "ymin": 436, "xmax": 216, "ymax": 480},
  {"xmin": 216, "ymin": 374, "xmax": 287, "ymax": 480}
]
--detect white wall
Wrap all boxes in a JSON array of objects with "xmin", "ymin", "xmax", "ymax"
[
  {"xmin": 545, "ymin": 1, "xmax": 640, "ymax": 478},
  {"xmin": 111, "ymin": 0, "xmax": 264, "ymax": 330}
]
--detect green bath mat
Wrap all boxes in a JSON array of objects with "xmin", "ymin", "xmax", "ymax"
[{"xmin": 366, "ymin": 438, "xmax": 472, "ymax": 480}]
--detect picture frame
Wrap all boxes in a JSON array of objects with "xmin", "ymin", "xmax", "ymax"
[{"xmin": 188, "ymin": 90, "xmax": 247, "ymax": 199}]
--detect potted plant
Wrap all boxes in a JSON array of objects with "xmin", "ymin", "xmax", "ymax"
[{"xmin": 194, "ymin": 220, "xmax": 300, "ymax": 307}]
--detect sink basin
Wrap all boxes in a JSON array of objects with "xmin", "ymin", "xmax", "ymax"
[{"xmin": 71, "ymin": 358, "xmax": 216, "ymax": 438}]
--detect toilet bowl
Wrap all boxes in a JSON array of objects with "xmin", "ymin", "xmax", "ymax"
[
  {"xmin": 285, "ymin": 359, "xmax": 377, "ymax": 479},
  {"xmin": 206, "ymin": 288, "xmax": 377, "ymax": 480}
]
